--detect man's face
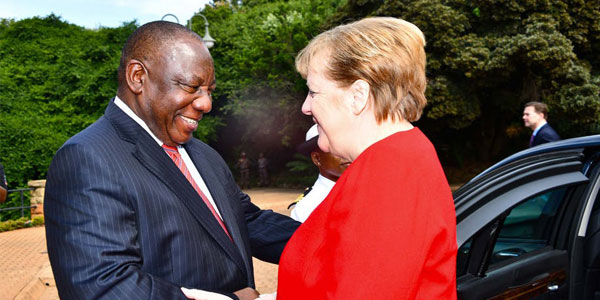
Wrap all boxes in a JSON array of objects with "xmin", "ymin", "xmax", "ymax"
[
  {"xmin": 139, "ymin": 36, "xmax": 216, "ymax": 146},
  {"xmin": 523, "ymin": 106, "xmax": 544, "ymax": 129},
  {"xmin": 312, "ymin": 150, "xmax": 350, "ymax": 182}
]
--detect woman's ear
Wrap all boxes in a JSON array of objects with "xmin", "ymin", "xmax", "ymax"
[
  {"xmin": 126, "ymin": 59, "xmax": 146, "ymax": 95},
  {"xmin": 350, "ymin": 79, "xmax": 370, "ymax": 115}
]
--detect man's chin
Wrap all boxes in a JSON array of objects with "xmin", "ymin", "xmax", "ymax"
[
  {"xmin": 165, "ymin": 134, "xmax": 194, "ymax": 146},
  {"xmin": 177, "ymin": 136, "xmax": 194, "ymax": 145}
]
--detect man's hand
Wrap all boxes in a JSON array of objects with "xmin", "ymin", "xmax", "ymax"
[{"xmin": 234, "ymin": 287, "xmax": 260, "ymax": 300}]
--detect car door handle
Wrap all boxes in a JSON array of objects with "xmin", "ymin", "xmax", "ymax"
[{"xmin": 494, "ymin": 248, "xmax": 526, "ymax": 259}]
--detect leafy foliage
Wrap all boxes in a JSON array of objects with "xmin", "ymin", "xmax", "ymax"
[
  {"xmin": 0, "ymin": 216, "xmax": 44, "ymax": 232},
  {"xmin": 0, "ymin": 16, "xmax": 131, "ymax": 218},
  {"xmin": 329, "ymin": 0, "xmax": 600, "ymax": 163}
]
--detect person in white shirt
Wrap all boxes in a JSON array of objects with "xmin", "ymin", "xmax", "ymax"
[{"xmin": 290, "ymin": 124, "xmax": 349, "ymax": 222}]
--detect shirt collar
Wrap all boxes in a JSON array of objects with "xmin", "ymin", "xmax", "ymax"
[
  {"xmin": 533, "ymin": 120, "xmax": 547, "ymax": 136},
  {"xmin": 315, "ymin": 174, "xmax": 336, "ymax": 189},
  {"xmin": 113, "ymin": 96, "xmax": 164, "ymax": 146}
]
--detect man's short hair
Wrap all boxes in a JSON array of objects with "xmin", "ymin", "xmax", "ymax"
[
  {"xmin": 295, "ymin": 17, "xmax": 427, "ymax": 123},
  {"xmin": 117, "ymin": 21, "xmax": 200, "ymax": 92},
  {"xmin": 525, "ymin": 101, "xmax": 549, "ymax": 119}
]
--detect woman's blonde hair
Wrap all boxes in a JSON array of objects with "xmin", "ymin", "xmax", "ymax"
[{"xmin": 296, "ymin": 17, "xmax": 427, "ymax": 122}]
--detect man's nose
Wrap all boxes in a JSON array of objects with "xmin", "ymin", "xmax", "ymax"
[{"xmin": 193, "ymin": 94, "xmax": 212, "ymax": 113}]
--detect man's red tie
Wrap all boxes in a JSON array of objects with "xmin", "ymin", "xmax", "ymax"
[{"xmin": 162, "ymin": 145, "xmax": 232, "ymax": 240}]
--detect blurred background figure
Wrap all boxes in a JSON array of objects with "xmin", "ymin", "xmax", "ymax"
[
  {"xmin": 257, "ymin": 152, "xmax": 270, "ymax": 187},
  {"xmin": 523, "ymin": 101, "xmax": 560, "ymax": 147},
  {"xmin": 290, "ymin": 124, "xmax": 348, "ymax": 222},
  {"xmin": 0, "ymin": 161, "xmax": 7, "ymax": 203},
  {"xmin": 236, "ymin": 151, "xmax": 250, "ymax": 189}
]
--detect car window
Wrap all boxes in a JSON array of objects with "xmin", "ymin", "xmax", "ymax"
[
  {"xmin": 490, "ymin": 187, "xmax": 567, "ymax": 264},
  {"xmin": 457, "ymin": 187, "xmax": 568, "ymax": 275}
]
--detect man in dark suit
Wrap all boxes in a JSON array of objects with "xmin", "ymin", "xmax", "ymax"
[
  {"xmin": 44, "ymin": 21, "xmax": 299, "ymax": 300},
  {"xmin": 523, "ymin": 101, "xmax": 560, "ymax": 147}
]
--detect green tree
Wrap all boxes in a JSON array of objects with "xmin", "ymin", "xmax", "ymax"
[
  {"xmin": 328, "ymin": 0, "xmax": 600, "ymax": 165},
  {"xmin": 0, "ymin": 15, "xmax": 132, "ymax": 218}
]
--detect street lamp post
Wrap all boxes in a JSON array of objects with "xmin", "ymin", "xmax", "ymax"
[
  {"xmin": 161, "ymin": 13, "xmax": 216, "ymax": 49},
  {"xmin": 189, "ymin": 13, "xmax": 216, "ymax": 49},
  {"xmin": 161, "ymin": 13, "xmax": 179, "ymax": 24}
]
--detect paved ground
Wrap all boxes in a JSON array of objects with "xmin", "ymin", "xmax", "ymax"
[{"xmin": 0, "ymin": 188, "xmax": 301, "ymax": 300}]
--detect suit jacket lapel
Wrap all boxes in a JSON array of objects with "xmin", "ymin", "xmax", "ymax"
[
  {"xmin": 184, "ymin": 142, "xmax": 253, "ymax": 273},
  {"xmin": 105, "ymin": 100, "xmax": 249, "ymax": 278}
]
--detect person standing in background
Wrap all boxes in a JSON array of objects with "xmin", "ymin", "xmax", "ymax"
[
  {"xmin": 257, "ymin": 152, "xmax": 269, "ymax": 187},
  {"xmin": 290, "ymin": 124, "xmax": 348, "ymax": 222},
  {"xmin": 237, "ymin": 152, "xmax": 251, "ymax": 189},
  {"xmin": 0, "ymin": 162, "xmax": 7, "ymax": 203},
  {"xmin": 523, "ymin": 101, "xmax": 560, "ymax": 147}
]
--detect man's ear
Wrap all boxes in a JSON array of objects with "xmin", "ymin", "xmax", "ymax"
[
  {"xmin": 126, "ymin": 59, "xmax": 146, "ymax": 95},
  {"xmin": 311, "ymin": 151, "xmax": 322, "ymax": 167},
  {"xmin": 350, "ymin": 79, "xmax": 370, "ymax": 115}
]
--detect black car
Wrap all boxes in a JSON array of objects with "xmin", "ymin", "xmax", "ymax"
[{"xmin": 454, "ymin": 135, "xmax": 600, "ymax": 300}]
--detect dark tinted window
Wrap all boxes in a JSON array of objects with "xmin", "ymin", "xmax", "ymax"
[
  {"xmin": 457, "ymin": 187, "xmax": 568, "ymax": 275},
  {"xmin": 491, "ymin": 187, "xmax": 566, "ymax": 264}
]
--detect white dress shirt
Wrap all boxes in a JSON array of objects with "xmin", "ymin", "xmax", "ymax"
[{"xmin": 291, "ymin": 174, "xmax": 336, "ymax": 223}]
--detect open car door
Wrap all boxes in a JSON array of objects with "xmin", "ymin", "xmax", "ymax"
[{"xmin": 454, "ymin": 150, "xmax": 589, "ymax": 300}]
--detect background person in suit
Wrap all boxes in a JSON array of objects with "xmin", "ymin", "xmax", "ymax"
[
  {"xmin": 44, "ymin": 21, "xmax": 299, "ymax": 300},
  {"xmin": 523, "ymin": 101, "xmax": 561, "ymax": 147}
]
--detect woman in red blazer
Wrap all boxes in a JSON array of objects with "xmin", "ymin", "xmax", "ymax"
[{"xmin": 276, "ymin": 17, "xmax": 457, "ymax": 300}]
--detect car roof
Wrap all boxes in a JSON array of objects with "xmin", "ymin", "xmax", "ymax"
[{"xmin": 469, "ymin": 134, "xmax": 600, "ymax": 182}]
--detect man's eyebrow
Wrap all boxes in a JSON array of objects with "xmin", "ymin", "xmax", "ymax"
[
  {"xmin": 191, "ymin": 74, "xmax": 216, "ymax": 86},
  {"xmin": 174, "ymin": 75, "xmax": 211, "ymax": 85}
]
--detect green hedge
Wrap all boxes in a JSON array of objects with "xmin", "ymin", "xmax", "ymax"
[{"xmin": 0, "ymin": 215, "xmax": 44, "ymax": 232}]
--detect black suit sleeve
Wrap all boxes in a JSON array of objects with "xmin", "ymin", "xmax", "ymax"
[
  {"xmin": 240, "ymin": 190, "xmax": 300, "ymax": 264},
  {"xmin": 44, "ymin": 143, "xmax": 188, "ymax": 300},
  {"xmin": 197, "ymin": 139, "xmax": 300, "ymax": 265}
]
